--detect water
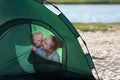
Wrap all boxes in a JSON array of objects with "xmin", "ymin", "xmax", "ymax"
[{"xmin": 45, "ymin": 4, "xmax": 120, "ymax": 23}]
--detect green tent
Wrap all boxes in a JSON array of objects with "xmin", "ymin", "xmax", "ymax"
[{"xmin": 0, "ymin": 0, "xmax": 96, "ymax": 79}]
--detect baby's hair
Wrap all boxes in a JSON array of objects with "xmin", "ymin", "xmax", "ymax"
[
  {"xmin": 33, "ymin": 31, "xmax": 43, "ymax": 36},
  {"xmin": 50, "ymin": 36, "xmax": 63, "ymax": 51}
]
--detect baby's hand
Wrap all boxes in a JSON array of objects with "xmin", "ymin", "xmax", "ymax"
[{"xmin": 32, "ymin": 46, "xmax": 36, "ymax": 51}]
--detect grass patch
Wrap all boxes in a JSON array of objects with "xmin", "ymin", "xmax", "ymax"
[{"xmin": 73, "ymin": 23, "xmax": 120, "ymax": 32}]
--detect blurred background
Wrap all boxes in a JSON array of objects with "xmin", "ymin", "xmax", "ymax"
[
  {"xmin": 46, "ymin": 0, "xmax": 120, "ymax": 80},
  {"xmin": 46, "ymin": 0, "xmax": 120, "ymax": 31}
]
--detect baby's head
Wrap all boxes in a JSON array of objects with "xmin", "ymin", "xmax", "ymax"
[
  {"xmin": 41, "ymin": 36, "xmax": 62, "ymax": 53},
  {"xmin": 32, "ymin": 31, "xmax": 43, "ymax": 47}
]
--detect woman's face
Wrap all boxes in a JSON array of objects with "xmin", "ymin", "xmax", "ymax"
[{"xmin": 41, "ymin": 37, "xmax": 52, "ymax": 51}]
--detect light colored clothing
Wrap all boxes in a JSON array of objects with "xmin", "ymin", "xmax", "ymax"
[
  {"xmin": 35, "ymin": 48, "xmax": 46, "ymax": 59},
  {"xmin": 46, "ymin": 51, "xmax": 60, "ymax": 62},
  {"xmin": 35, "ymin": 48, "xmax": 60, "ymax": 63}
]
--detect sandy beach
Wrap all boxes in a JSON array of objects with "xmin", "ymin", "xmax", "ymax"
[{"xmin": 77, "ymin": 30, "xmax": 120, "ymax": 80}]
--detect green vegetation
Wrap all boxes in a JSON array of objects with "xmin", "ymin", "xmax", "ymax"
[
  {"xmin": 73, "ymin": 23, "xmax": 120, "ymax": 32},
  {"xmin": 47, "ymin": 0, "xmax": 120, "ymax": 4}
]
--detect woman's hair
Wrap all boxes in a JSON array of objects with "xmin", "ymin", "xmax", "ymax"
[
  {"xmin": 50, "ymin": 36, "xmax": 63, "ymax": 51},
  {"xmin": 33, "ymin": 31, "xmax": 43, "ymax": 36}
]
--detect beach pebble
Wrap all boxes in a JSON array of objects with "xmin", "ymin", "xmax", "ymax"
[{"xmin": 78, "ymin": 30, "xmax": 120, "ymax": 80}]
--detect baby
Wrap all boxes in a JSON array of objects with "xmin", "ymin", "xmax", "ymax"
[{"xmin": 32, "ymin": 31, "xmax": 46, "ymax": 58}]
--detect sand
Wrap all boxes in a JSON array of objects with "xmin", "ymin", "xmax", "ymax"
[{"xmin": 77, "ymin": 30, "xmax": 120, "ymax": 80}]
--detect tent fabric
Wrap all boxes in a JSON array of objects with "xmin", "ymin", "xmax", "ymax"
[
  {"xmin": 0, "ymin": 71, "xmax": 95, "ymax": 80},
  {"xmin": 58, "ymin": 13, "xmax": 80, "ymax": 38},
  {"xmin": 85, "ymin": 53, "xmax": 95, "ymax": 69},
  {"xmin": 0, "ymin": 0, "xmax": 96, "ymax": 79},
  {"xmin": 0, "ymin": 24, "xmax": 32, "ymax": 75}
]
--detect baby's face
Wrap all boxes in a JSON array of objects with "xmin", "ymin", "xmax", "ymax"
[{"xmin": 33, "ymin": 34, "xmax": 43, "ymax": 47}]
